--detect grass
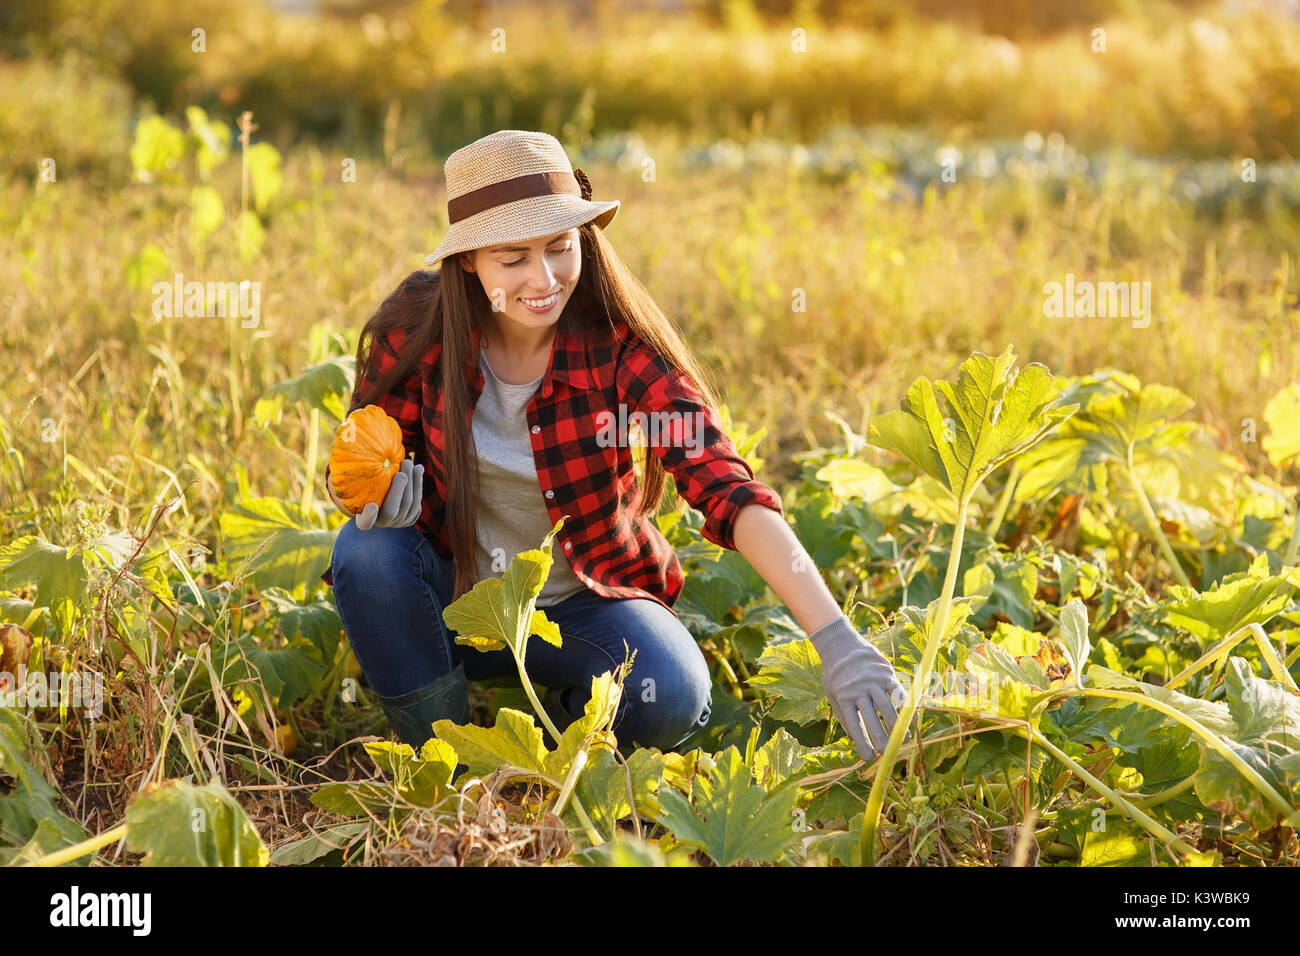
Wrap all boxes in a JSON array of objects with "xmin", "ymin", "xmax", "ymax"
[
  {"xmin": 2, "ymin": 142, "xmax": 1297, "ymax": 512},
  {"xmin": 1, "ymin": 0, "xmax": 1299, "ymax": 867}
]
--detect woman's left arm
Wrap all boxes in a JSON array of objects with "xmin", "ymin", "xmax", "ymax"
[
  {"xmin": 615, "ymin": 338, "xmax": 905, "ymax": 760},
  {"xmin": 732, "ymin": 502, "xmax": 907, "ymax": 763},
  {"xmin": 731, "ymin": 501, "xmax": 842, "ymax": 635}
]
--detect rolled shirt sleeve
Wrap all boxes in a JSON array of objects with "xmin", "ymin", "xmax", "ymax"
[{"xmin": 616, "ymin": 336, "xmax": 784, "ymax": 552}]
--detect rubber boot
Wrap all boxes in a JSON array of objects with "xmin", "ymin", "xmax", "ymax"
[
  {"xmin": 540, "ymin": 686, "xmax": 578, "ymax": 748},
  {"xmin": 375, "ymin": 662, "xmax": 470, "ymax": 751}
]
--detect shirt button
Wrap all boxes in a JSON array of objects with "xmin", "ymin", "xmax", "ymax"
[
  {"xmin": 544, "ymin": 489, "xmax": 555, "ymax": 499},
  {"xmin": 563, "ymin": 541, "xmax": 572, "ymax": 552},
  {"xmin": 530, "ymin": 425, "xmax": 540, "ymax": 434}
]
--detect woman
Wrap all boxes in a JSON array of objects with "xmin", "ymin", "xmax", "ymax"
[{"xmin": 322, "ymin": 129, "xmax": 904, "ymax": 760}]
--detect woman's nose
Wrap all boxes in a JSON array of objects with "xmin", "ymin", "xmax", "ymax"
[{"xmin": 527, "ymin": 259, "xmax": 556, "ymax": 292}]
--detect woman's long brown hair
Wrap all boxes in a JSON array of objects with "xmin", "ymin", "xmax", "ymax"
[{"xmin": 352, "ymin": 220, "xmax": 722, "ymax": 602}]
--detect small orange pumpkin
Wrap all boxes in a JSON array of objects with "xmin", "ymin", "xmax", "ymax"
[{"xmin": 328, "ymin": 405, "xmax": 406, "ymax": 513}]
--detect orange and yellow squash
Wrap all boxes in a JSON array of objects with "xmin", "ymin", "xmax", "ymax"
[{"xmin": 328, "ymin": 405, "xmax": 405, "ymax": 512}]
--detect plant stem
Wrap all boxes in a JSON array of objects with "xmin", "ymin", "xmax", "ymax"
[
  {"xmin": 514, "ymin": 647, "xmax": 563, "ymax": 745},
  {"xmin": 1246, "ymin": 622, "xmax": 1299, "ymax": 692},
  {"xmin": 860, "ymin": 496, "xmax": 970, "ymax": 864},
  {"xmin": 552, "ymin": 748, "xmax": 588, "ymax": 817},
  {"xmin": 511, "ymin": 645, "xmax": 603, "ymax": 845},
  {"xmin": 1066, "ymin": 687, "xmax": 1295, "ymax": 821},
  {"xmin": 1028, "ymin": 729, "xmax": 1196, "ymax": 857},
  {"xmin": 27, "ymin": 822, "xmax": 127, "ymax": 867},
  {"xmin": 1122, "ymin": 450, "xmax": 1192, "ymax": 589},
  {"xmin": 1125, "ymin": 773, "xmax": 1197, "ymax": 810},
  {"xmin": 228, "ymin": 310, "xmax": 243, "ymax": 442},
  {"xmin": 714, "ymin": 652, "xmax": 746, "ymax": 700},
  {"xmin": 986, "ymin": 460, "xmax": 1021, "ymax": 539},
  {"xmin": 1164, "ymin": 623, "xmax": 1297, "ymax": 693}
]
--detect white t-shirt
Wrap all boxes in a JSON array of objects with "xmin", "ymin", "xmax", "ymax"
[{"xmin": 471, "ymin": 346, "xmax": 588, "ymax": 607}]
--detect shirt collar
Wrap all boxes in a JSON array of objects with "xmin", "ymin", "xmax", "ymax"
[{"xmin": 462, "ymin": 299, "xmax": 618, "ymax": 397}]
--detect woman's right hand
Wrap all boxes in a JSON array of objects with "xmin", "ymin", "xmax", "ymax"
[{"xmin": 332, "ymin": 459, "xmax": 425, "ymax": 531}]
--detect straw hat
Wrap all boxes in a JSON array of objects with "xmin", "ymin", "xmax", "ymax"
[{"xmin": 424, "ymin": 129, "xmax": 620, "ymax": 266}]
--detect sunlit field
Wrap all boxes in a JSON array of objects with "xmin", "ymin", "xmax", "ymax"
[{"xmin": 1, "ymin": 0, "xmax": 1299, "ymax": 872}]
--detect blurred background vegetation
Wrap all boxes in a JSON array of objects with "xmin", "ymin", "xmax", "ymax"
[
  {"xmin": 1, "ymin": 0, "xmax": 1297, "ymax": 489},
  {"xmin": 3, "ymin": 0, "xmax": 1298, "ymax": 175},
  {"xmin": 4, "ymin": 0, "xmax": 1300, "ymax": 869}
]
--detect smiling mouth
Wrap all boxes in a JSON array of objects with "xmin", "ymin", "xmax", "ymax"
[{"xmin": 519, "ymin": 290, "xmax": 561, "ymax": 309}]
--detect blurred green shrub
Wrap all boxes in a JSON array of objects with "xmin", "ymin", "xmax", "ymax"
[{"xmin": 0, "ymin": 54, "xmax": 134, "ymax": 182}]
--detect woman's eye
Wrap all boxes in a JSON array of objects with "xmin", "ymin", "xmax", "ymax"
[{"xmin": 504, "ymin": 244, "xmax": 572, "ymax": 267}]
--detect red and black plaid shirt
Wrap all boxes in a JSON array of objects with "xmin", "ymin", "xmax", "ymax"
[{"xmin": 321, "ymin": 287, "xmax": 784, "ymax": 612}]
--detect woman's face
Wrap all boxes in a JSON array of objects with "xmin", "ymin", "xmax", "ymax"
[{"xmin": 460, "ymin": 227, "xmax": 581, "ymax": 340}]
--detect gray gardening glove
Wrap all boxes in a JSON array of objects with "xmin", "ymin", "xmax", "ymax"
[
  {"xmin": 809, "ymin": 614, "xmax": 909, "ymax": 763},
  {"xmin": 353, "ymin": 459, "xmax": 424, "ymax": 531}
]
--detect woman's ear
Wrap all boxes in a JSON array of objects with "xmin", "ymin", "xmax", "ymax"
[{"xmin": 458, "ymin": 251, "xmax": 475, "ymax": 274}]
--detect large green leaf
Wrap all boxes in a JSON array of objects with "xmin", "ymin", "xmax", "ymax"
[
  {"xmin": 1014, "ymin": 374, "xmax": 1204, "ymax": 505},
  {"xmin": 674, "ymin": 548, "xmax": 768, "ymax": 638},
  {"xmin": 652, "ymin": 746, "xmax": 802, "ymax": 866},
  {"xmin": 0, "ymin": 815, "xmax": 90, "ymax": 866},
  {"xmin": 963, "ymin": 554, "xmax": 1038, "ymax": 628},
  {"xmin": 1263, "ymin": 383, "xmax": 1300, "ymax": 470},
  {"xmin": 212, "ymin": 633, "xmax": 326, "ymax": 710},
  {"xmin": 1058, "ymin": 598, "xmax": 1091, "ymax": 687},
  {"xmin": 750, "ymin": 727, "xmax": 815, "ymax": 790},
  {"xmin": 190, "ymin": 184, "xmax": 224, "ymax": 248},
  {"xmin": 748, "ymin": 638, "xmax": 829, "ymax": 724},
  {"xmin": 0, "ymin": 710, "xmax": 87, "ymax": 860},
  {"xmin": 185, "ymin": 105, "xmax": 231, "ymax": 179},
  {"xmin": 1080, "ymin": 826, "xmax": 1152, "ymax": 866},
  {"xmin": 364, "ymin": 737, "xmax": 459, "ymax": 808},
  {"xmin": 270, "ymin": 821, "xmax": 367, "ymax": 866},
  {"xmin": 790, "ymin": 489, "xmax": 857, "ymax": 570},
  {"xmin": 433, "ymin": 675, "xmax": 622, "ymax": 790},
  {"xmin": 441, "ymin": 519, "xmax": 565, "ymax": 656},
  {"xmin": 261, "ymin": 587, "xmax": 342, "ymax": 661},
  {"xmin": 1193, "ymin": 660, "xmax": 1300, "ymax": 831},
  {"xmin": 253, "ymin": 356, "xmax": 356, "ymax": 425},
  {"xmin": 0, "ymin": 536, "xmax": 91, "ymax": 634},
  {"xmin": 542, "ymin": 671, "xmax": 622, "ymax": 782},
  {"xmin": 309, "ymin": 781, "xmax": 395, "ymax": 817},
  {"xmin": 570, "ymin": 747, "xmax": 666, "ymax": 838},
  {"xmin": 431, "ymin": 708, "xmax": 547, "ymax": 778},
  {"xmin": 576, "ymin": 829, "xmax": 696, "ymax": 867},
  {"xmin": 1086, "ymin": 665, "xmax": 1238, "ymax": 737},
  {"xmin": 1113, "ymin": 726, "xmax": 1206, "ymax": 821},
  {"xmin": 125, "ymin": 777, "xmax": 269, "ymax": 866},
  {"xmin": 814, "ymin": 458, "xmax": 902, "ymax": 502},
  {"xmin": 868, "ymin": 347, "xmax": 1076, "ymax": 503},
  {"xmin": 220, "ymin": 497, "xmax": 335, "ymax": 595},
  {"xmin": 1221, "ymin": 656, "xmax": 1300, "ymax": 747},
  {"xmin": 1159, "ymin": 552, "xmax": 1300, "ymax": 643},
  {"xmin": 1084, "ymin": 384, "xmax": 1196, "ymax": 458}
]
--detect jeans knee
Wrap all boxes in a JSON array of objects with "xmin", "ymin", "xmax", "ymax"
[
  {"xmin": 331, "ymin": 521, "xmax": 418, "ymax": 583},
  {"xmin": 622, "ymin": 653, "xmax": 712, "ymax": 752}
]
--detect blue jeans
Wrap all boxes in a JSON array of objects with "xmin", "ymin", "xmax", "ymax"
[{"xmin": 327, "ymin": 520, "xmax": 712, "ymax": 752}]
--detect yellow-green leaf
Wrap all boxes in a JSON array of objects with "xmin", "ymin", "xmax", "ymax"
[
  {"xmin": 125, "ymin": 778, "xmax": 268, "ymax": 866},
  {"xmin": 869, "ymin": 347, "xmax": 1076, "ymax": 504},
  {"xmin": 431, "ymin": 708, "xmax": 547, "ymax": 778},
  {"xmin": 1263, "ymin": 383, "xmax": 1300, "ymax": 470}
]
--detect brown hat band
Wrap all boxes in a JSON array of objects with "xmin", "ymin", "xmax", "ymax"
[{"xmin": 448, "ymin": 169, "xmax": 588, "ymax": 224}]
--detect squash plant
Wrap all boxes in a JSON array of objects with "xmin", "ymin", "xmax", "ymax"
[{"xmin": 859, "ymin": 346, "xmax": 1077, "ymax": 862}]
